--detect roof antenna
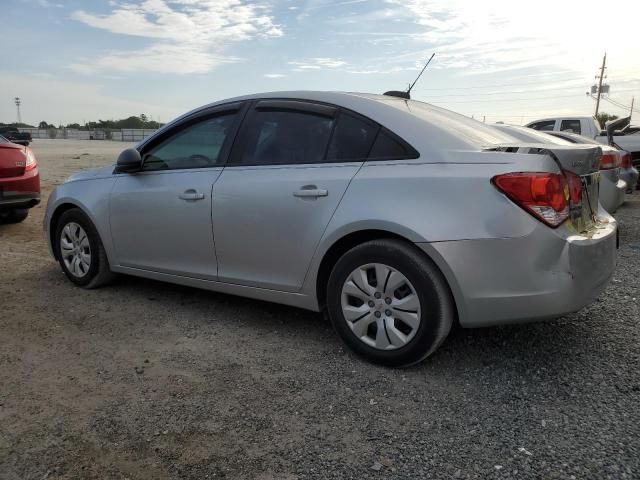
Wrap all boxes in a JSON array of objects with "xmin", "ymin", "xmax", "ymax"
[{"xmin": 384, "ymin": 53, "xmax": 435, "ymax": 100}]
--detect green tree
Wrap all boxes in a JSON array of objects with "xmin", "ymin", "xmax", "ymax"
[
  {"xmin": 596, "ymin": 112, "xmax": 618, "ymax": 129},
  {"xmin": 38, "ymin": 121, "xmax": 50, "ymax": 129}
]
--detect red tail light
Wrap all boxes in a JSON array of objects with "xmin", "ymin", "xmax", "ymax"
[
  {"xmin": 492, "ymin": 172, "xmax": 572, "ymax": 228},
  {"xmin": 599, "ymin": 153, "xmax": 619, "ymax": 170},
  {"xmin": 620, "ymin": 152, "xmax": 632, "ymax": 169},
  {"xmin": 24, "ymin": 149, "xmax": 37, "ymax": 172},
  {"xmin": 565, "ymin": 171, "xmax": 582, "ymax": 204}
]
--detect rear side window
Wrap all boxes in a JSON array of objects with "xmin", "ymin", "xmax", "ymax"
[
  {"xmin": 368, "ymin": 129, "xmax": 418, "ymax": 160},
  {"xmin": 529, "ymin": 120, "xmax": 556, "ymax": 131},
  {"xmin": 560, "ymin": 119, "xmax": 581, "ymax": 134},
  {"xmin": 326, "ymin": 112, "xmax": 379, "ymax": 161},
  {"xmin": 233, "ymin": 109, "xmax": 334, "ymax": 165}
]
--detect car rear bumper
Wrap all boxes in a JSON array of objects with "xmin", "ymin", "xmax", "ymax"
[
  {"xmin": 0, "ymin": 168, "xmax": 41, "ymax": 211},
  {"xmin": 419, "ymin": 216, "xmax": 617, "ymax": 328},
  {"xmin": 0, "ymin": 191, "xmax": 40, "ymax": 210}
]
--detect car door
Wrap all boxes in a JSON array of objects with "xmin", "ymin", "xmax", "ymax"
[
  {"xmin": 109, "ymin": 103, "xmax": 244, "ymax": 280},
  {"xmin": 212, "ymin": 100, "xmax": 379, "ymax": 292},
  {"xmin": 528, "ymin": 119, "xmax": 558, "ymax": 132}
]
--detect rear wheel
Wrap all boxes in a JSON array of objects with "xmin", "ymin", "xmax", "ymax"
[
  {"xmin": 327, "ymin": 239, "xmax": 454, "ymax": 367},
  {"xmin": 54, "ymin": 208, "xmax": 115, "ymax": 288},
  {"xmin": 0, "ymin": 208, "xmax": 29, "ymax": 224}
]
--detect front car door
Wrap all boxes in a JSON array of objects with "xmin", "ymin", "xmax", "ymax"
[
  {"xmin": 109, "ymin": 103, "xmax": 244, "ymax": 280},
  {"xmin": 212, "ymin": 100, "xmax": 380, "ymax": 292}
]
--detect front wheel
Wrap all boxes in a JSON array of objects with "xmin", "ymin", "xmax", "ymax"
[
  {"xmin": 327, "ymin": 239, "xmax": 454, "ymax": 367},
  {"xmin": 54, "ymin": 208, "xmax": 115, "ymax": 288}
]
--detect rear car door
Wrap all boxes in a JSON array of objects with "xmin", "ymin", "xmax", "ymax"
[
  {"xmin": 212, "ymin": 100, "xmax": 379, "ymax": 292},
  {"xmin": 109, "ymin": 103, "xmax": 243, "ymax": 280}
]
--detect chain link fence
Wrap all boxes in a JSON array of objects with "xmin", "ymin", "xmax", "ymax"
[{"xmin": 18, "ymin": 128, "xmax": 158, "ymax": 142}]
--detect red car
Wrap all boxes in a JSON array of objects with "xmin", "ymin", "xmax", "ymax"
[{"xmin": 0, "ymin": 135, "xmax": 40, "ymax": 223}]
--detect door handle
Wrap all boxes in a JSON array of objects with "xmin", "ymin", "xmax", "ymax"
[
  {"xmin": 179, "ymin": 189, "xmax": 205, "ymax": 201},
  {"xmin": 293, "ymin": 186, "xmax": 328, "ymax": 198}
]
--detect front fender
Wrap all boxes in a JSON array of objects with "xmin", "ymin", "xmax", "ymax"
[{"xmin": 44, "ymin": 178, "xmax": 116, "ymax": 262}]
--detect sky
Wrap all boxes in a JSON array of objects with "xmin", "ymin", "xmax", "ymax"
[{"xmin": 2, "ymin": 0, "xmax": 639, "ymax": 126}]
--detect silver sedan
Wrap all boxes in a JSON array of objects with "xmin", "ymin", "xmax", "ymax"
[{"xmin": 44, "ymin": 92, "xmax": 617, "ymax": 366}]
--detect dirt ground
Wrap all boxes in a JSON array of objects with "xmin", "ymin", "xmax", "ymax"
[{"xmin": 1, "ymin": 139, "xmax": 639, "ymax": 479}]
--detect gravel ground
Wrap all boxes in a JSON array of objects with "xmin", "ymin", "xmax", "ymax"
[{"xmin": 1, "ymin": 139, "xmax": 639, "ymax": 479}]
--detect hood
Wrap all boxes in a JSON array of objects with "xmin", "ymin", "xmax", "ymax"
[
  {"xmin": 66, "ymin": 165, "xmax": 115, "ymax": 182},
  {"xmin": 606, "ymin": 116, "xmax": 631, "ymax": 146}
]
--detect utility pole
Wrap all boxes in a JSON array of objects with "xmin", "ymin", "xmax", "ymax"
[
  {"xmin": 594, "ymin": 53, "xmax": 606, "ymax": 117},
  {"xmin": 630, "ymin": 97, "xmax": 634, "ymax": 119},
  {"xmin": 14, "ymin": 97, "xmax": 22, "ymax": 124}
]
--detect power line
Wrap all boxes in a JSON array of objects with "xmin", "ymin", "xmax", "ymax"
[
  {"xmin": 605, "ymin": 96, "xmax": 632, "ymax": 109},
  {"xmin": 417, "ymin": 76, "xmax": 586, "ymax": 91},
  {"xmin": 424, "ymin": 85, "xmax": 587, "ymax": 98},
  {"xmin": 427, "ymin": 93, "xmax": 585, "ymax": 104}
]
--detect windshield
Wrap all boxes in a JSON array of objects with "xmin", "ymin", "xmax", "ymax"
[{"xmin": 0, "ymin": 135, "xmax": 9, "ymax": 144}]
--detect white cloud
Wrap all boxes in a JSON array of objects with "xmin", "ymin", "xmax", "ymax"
[
  {"xmin": 71, "ymin": 0, "xmax": 283, "ymax": 75},
  {"xmin": 288, "ymin": 57, "xmax": 347, "ymax": 72},
  {"xmin": 264, "ymin": 73, "xmax": 286, "ymax": 78},
  {"xmin": 384, "ymin": 0, "xmax": 640, "ymax": 79}
]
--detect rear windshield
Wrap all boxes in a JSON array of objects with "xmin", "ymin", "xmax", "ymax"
[
  {"xmin": 493, "ymin": 125, "xmax": 571, "ymax": 145},
  {"xmin": 365, "ymin": 95, "xmax": 516, "ymax": 147}
]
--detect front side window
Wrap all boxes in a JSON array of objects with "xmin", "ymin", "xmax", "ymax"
[
  {"xmin": 233, "ymin": 109, "xmax": 334, "ymax": 165},
  {"xmin": 529, "ymin": 120, "xmax": 556, "ymax": 131},
  {"xmin": 143, "ymin": 113, "xmax": 237, "ymax": 171},
  {"xmin": 560, "ymin": 119, "xmax": 581, "ymax": 134}
]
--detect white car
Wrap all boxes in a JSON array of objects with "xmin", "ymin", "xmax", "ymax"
[{"xmin": 526, "ymin": 115, "xmax": 640, "ymax": 155}]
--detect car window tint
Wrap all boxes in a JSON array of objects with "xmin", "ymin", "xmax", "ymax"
[
  {"xmin": 368, "ymin": 129, "xmax": 417, "ymax": 160},
  {"xmin": 560, "ymin": 119, "xmax": 581, "ymax": 134},
  {"xmin": 236, "ymin": 110, "xmax": 334, "ymax": 165},
  {"xmin": 143, "ymin": 114, "xmax": 237, "ymax": 171},
  {"xmin": 529, "ymin": 120, "xmax": 556, "ymax": 131},
  {"xmin": 326, "ymin": 112, "xmax": 378, "ymax": 161}
]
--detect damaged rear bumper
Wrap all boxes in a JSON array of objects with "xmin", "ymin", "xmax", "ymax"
[{"xmin": 419, "ymin": 214, "xmax": 617, "ymax": 328}]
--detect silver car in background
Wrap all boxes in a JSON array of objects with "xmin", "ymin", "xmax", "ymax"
[
  {"xmin": 44, "ymin": 92, "xmax": 617, "ymax": 366},
  {"xmin": 493, "ymin": 124, "xmax": 626, "ymax": 213},
  {"xmin": 546, "ymin": 130, "xmax": 638, "ymax": 195}
]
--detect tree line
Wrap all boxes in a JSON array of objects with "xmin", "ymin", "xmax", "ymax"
[{"xmin": 0, "ymin": 114, "xmax": 163, "ymax": 130}]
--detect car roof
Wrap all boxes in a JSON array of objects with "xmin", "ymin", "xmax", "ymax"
[{"xmin": 147, "ymin": 91, "xmax": 517, "ymax": 158}]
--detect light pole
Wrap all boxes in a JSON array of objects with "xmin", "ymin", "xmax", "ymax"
[{"xmin": 14, "ymin": 97, "xmax": 22, "ymax": 124}]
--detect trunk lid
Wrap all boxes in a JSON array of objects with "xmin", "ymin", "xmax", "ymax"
[
  {"xmin": 489, "ymin": 143, "xmax": 602, "ymax": 233},
  {"xmin": 0, "ymin": 143, "xmax": 27, "ymax": 178}
]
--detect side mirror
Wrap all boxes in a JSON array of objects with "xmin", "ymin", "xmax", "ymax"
[{"xmin": 114, "ymin": 148, "xmax": 142, "ymax": 173}]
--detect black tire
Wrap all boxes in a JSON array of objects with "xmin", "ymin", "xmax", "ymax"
[
  {"xmin": 326, "ymin": 239, "xmax": 454, "ymax": 367},
  {"xmin": 54, "ymin": 208, "xmax": 116, "ymax": 288},
  {"xmin": 0, "ymin": 208, "xmax": 29, "ymax": 224}
]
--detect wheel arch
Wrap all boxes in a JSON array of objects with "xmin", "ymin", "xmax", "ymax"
[
  {"xmin": 49, "ymin": 202, "xmax": 109, "ymax": 262},
  {"xmin": 313, "ymin": 228, "xmax": 464, "ymax": 325}
]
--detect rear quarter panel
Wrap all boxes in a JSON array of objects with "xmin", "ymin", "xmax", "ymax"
[{"xmin": 300, "ymin": 150, "xmax": 558, "ymax": 301}]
